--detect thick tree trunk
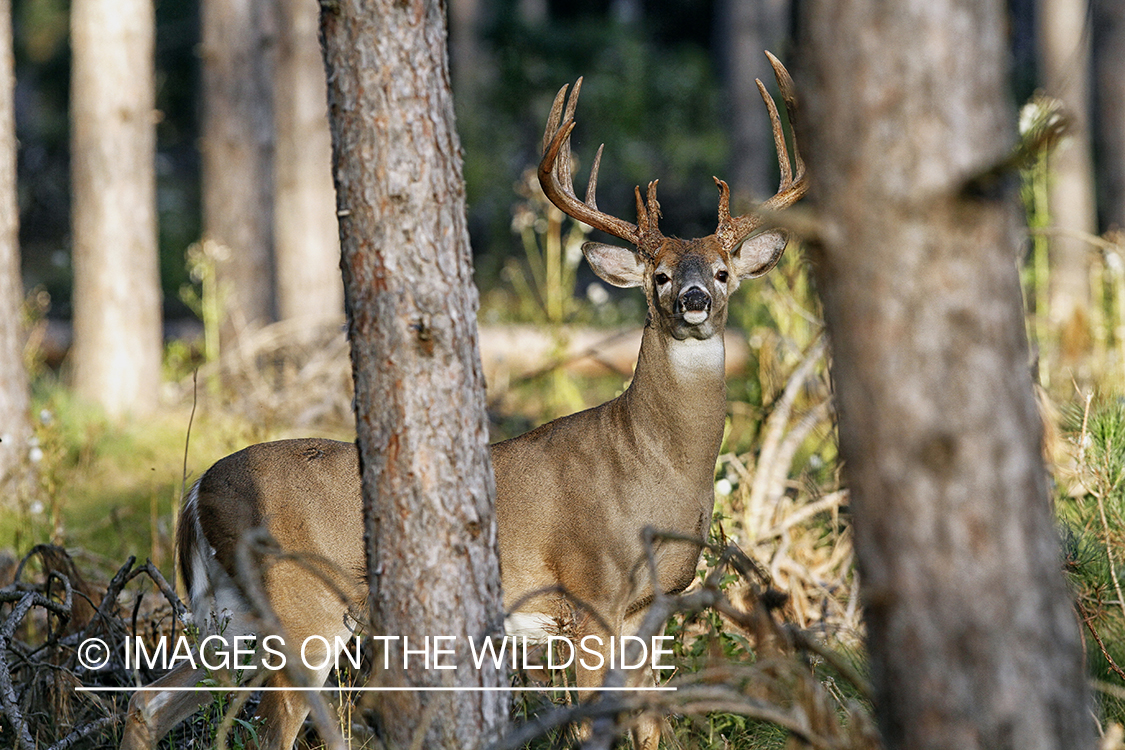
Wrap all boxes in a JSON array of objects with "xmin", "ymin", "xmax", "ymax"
[
  {"xmin": 799, "ymin": 1, "xmax": 1094, "ymax": 748},
  {"xmin": 70, "ymin": 0, "xmax": 162, "ymax": 416},
  {"xmin": 1094, "ymin": 0, "xmax": 1125, "ymax": 232},
  {"xmin": 1039, "ymin": 0, "xmax": 1097, "ymax": 363},
  {"xmin": 319, "ymin": 1, "xmax": 507, "ymax": 748},
  {"xmin": 275, "ymin": 0, "xmax": 341, "ymax": 323},
  {"xmin": 201, "ymin": 0, "xmax": 275, "ymax": 347},
  {"xmin": 0, "ymin": 0, "xmax": 31, "ymax": 496}
]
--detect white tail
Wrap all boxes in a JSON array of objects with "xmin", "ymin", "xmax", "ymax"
[{"xmin": 119, "ymin": 53, "xmax": 806, "ymax": 750}]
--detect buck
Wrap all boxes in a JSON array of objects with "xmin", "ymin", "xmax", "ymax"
[{"xmin": 120, "ymin": 53, "xmax": 805, "ymax": 750}]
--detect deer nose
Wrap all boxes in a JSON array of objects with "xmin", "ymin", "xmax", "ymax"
[
  {"xmin": 678, "ymin": 286, "xmax": 711, "ymax": 313},
  {"xmin": 676, "ymin": 286, "xmax": 711, "ymax": 324}
]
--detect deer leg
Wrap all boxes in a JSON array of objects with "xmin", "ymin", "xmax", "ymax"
[
  {"xmin": 119, "ymin": 662, "xmax": 211, "ymax": 750},
  {"xmin": 623, "ymin": 608, "xmax": 663, "ymax": 750},
  {"xmin": 249, "ymin": 564, "xmax": 358, "ymax": 750},
  {"xmin": 628, "ymin": 667, "xmax": 661, "ymax": 750},
  {"xmin": 252, "ymin": 662, "xmax": 336, "ymax": 750}
]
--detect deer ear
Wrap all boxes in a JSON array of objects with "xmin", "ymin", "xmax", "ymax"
[
  {"xmin": 583, "ymin": 242, "xmax": 645, "ymax": 288},
  {"xmin": 731, "ymin": 230, "xmax": 789, "ymax": 279}
]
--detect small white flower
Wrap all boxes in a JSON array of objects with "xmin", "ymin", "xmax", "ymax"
[
  {"xmin": 28, "ymin": 447, "xmax": 43, "ymax": 463},
  {"xmin": 29, "ymin": 501, "xmax": 44, "ymax": 515},
  {"xmin": 715, "ymin": 478, "xmax": 733, "ymax": 497},
  {"xmin": 1105, "ymin": 250, "xmax": 1124, "ymax": 276}
]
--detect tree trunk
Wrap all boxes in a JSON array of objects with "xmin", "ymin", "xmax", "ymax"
[
  {"xmin": 1038, "ymin": 0, "xmax": 1097, "ymax": 364},
  {"xmin": 716, "ymin": 0, "xmax": 790, "ymax": 205},
  {"xmin": 201, "ymin": 0, "xmax": 275, "ymax": 347},
  {"xmin": 799, "ymin": 1, "xmax": 1095, "ymax": 748},
  {"xmin": 319, "ymin": 1, "xmax": 507, "ymax": 748},
  {"xmin": 70, "ymin": 0, "xmax": 162, "ymax": 416},
  {"xmin": 1094, "ymin": 0, "xmax": 1125, "ymax": 232},
  {"xmin": 275, "ymin": 0, "xmax": 341, "ymax": 323},
  {"xmin": 0, "ymin": 0, "xmax": 31, "ymax": 496}
]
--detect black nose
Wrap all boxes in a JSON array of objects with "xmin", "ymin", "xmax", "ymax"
[{"xmin": 678, "ymin": 287, "xmax": 711, "ymax": 313}]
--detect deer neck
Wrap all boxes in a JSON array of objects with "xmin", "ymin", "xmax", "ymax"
[{"xmin": 621, "ymin": 324, "xmax": 728, "ymax": 464}]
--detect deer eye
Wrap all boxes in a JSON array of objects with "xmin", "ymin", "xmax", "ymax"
[
  {"xmin": 653, "ymin": 273, "xmax": 671, "ymax": 286},
  {"xmin": 715, "ymin": 270, "xmax": 729, "ymax": 283}
]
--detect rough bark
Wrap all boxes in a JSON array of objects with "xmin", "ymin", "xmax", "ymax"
[
  {"xmin": 1093, "ymin": 0, "xmax": 1125, "ymax": 232},
  {"xmin": 1038, "ymin": 0, "xmax": 1097, "ymax": 362},
  {"xmin": 799, "ymin": 1, "xmax": 1095, "ymax": 748},
  {"xmin": 70, "ymin": 0, "xmax": 162, "ymax": 416},
  {"xmin": 0, "ymin": 0, "xmax": 32, "ymax": 495},
  {"xmin": 275, "ymin": 0, "xmax": 342, "ymax": 323},
  {"xmin": 716, "ymin": 0, "xmax": 790, "ymax": 205},
  {"xmin": 201, "ymin": 0, "xmax": 275, "ymax": 346},
  {"xmin": 319, "ymin": 1, "xmax": 507, "ymax": 747}
]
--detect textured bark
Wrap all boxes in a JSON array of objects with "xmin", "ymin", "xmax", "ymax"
[
  {"xmin": 799, "ymin": 2, "xmax": 1095, "ymax": 748},
  {"xmin": 0, "ymin": 0, "xmax": 31, "ymax": 495},
  {"xmin": 275, "ymin": 0, "xmax": 342, "ymax": 322},
  {"xmin": 319, "ymin": 1, "xmax": 507, "ymax": 747},
  {"xmin": 1038, "ymin": 0, "xmax": 1097, "ymax": 360},
  {"xmin": 716, "ymin": 0, "xmax": 790, "ymax": 205},
  {"xmin": 70, "ymin": 0, "xmax": 162, "ymax": 416},
  {"xmin": 201, "ymin": 0, "xmax": 275, "ymax": 345},
  {"xmin": 1094, "ymin": 0, "xmax": 1125, "ymax": 231}
]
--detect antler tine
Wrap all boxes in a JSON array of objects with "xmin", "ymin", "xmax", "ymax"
[
  {"xmin": 725, "ymin": 53, "xmax": 809, "ymax": 244},
  {"xmin": 758, "ymin": 51, "xmax": 808, "ymax": 212},
  {"xmin": 755, "ymin": 77, "xmax": 792, "ymax": 188},
  {"xmin": 538, "ymin": 79, "xmax": 642, "ymax": 246},
  {"xmin": 542, "ymin": 83, "xmax": 568, "ymax": 156},
  {"xmin": 584, "ymin": 144, "xmax": 604, "ymax": 209},
  {"xmin": 766, "ymin": 51, "xmax": 806, "ymax": 182}
]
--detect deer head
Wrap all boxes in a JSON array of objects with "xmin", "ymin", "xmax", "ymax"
[{"xmin": 539, "ymin": 52, "xmax": 807, "ymax": 342}]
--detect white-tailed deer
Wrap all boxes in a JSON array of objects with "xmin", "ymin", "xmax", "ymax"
[{"xmin": 120, "ymin": 52, "xmax": 805, "ymax": 750}]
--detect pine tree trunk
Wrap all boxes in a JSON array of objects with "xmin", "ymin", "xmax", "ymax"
[
  {"xmin": 0, "ymin": 0, "xmax": 32, "ymax": 496},
  {"xmin": 275, "ymin": 0, "xmax": 341, "ymax": 323},
  {"xmin": 1039, "ymin": 0, "xmax": 1097, "ymax": 365},
  {"xmin": 799, "ymin": 1, "xmax": 1095, "ymax": 747},
  {"xmin": 319, "ymin": 1, "xmax": 507, "ymax": 747},
  {"xmin": 70, "ymin": 0, "xmax": 162, "ymax": 416},
  {"xmin": 716, "ymin": 0, "xmax": 790, "ymax": 205},
  {"xmin": 201, "ymin": 0, "xmax": 275, "ymax": 347}
]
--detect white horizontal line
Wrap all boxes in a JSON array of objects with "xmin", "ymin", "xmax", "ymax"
[{"xmin": 77, "ymin": 686, "xmax": 677, "ymax": 693}]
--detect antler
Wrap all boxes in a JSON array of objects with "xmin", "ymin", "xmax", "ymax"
[
  {"xmin": 716, "ymin": 51, "xmax": 808, "ymax": 252},
  {"xmin": 538, "ymin": 79, "xmax": 663, "ymax": 251}
]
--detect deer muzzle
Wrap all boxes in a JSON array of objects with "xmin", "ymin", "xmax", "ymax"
[{"xmin": 677, "ymin": 286, "xmax": 711, "ymax": 325}]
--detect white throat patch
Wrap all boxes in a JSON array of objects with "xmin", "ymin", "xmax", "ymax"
[{"xmin": 668, "ymin": 336, "xmax": 725, "ymax": 382}]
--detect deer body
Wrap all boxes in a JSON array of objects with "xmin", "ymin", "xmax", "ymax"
[
  {"xmin": 120, "ymin": 54, "xmax": 805, "ymax": 750},
  {"xmin": 494, "ymin": 316, "xmax": 728, "ymax": 636}
]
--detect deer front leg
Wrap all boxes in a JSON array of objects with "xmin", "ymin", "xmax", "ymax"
[
  {"xmin": 119, "ymin": 662, "xmax": 211, "ymax": 750},
  {"xmin": 622, "ymin": 607, "xmax": 664, "ymax": 750},
  {"xmin": 570, "ymin": 614, "xmax": 662, "ymax": 749}
]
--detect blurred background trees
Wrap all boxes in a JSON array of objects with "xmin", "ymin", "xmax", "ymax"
[
  {"xmin": 0, "ymin": 0, "xmax": 30, "ymax": 498},
  {"xmin": 8, "ymin": 0, "xmax": 1124, "ymax": 399},
  {"xmin": 69, "ymin": 0, "xmax": 162, "ymax": 416}
]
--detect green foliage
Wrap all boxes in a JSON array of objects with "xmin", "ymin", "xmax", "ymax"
[{"xmin": 1058, "ymin": 397, "xmax": 1125, "ymax": 725}]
